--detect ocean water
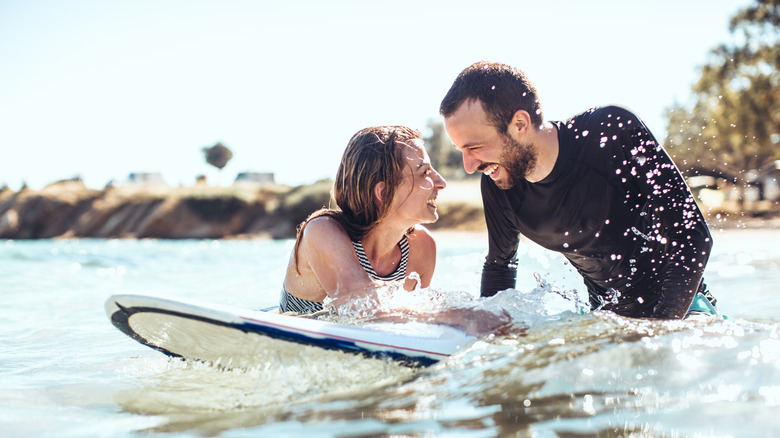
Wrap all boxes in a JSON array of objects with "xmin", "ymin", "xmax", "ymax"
[{"xmin": 2, "ymin": 229, "xmax": 780, "ymax": 437}]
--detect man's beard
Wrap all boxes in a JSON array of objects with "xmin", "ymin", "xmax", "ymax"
[{"xmin": 496, "ymin": 134, "xmax": 537, "ymax": 189}]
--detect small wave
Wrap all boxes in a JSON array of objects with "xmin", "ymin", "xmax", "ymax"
[
  {"xmin": 319, "ymin": 272, "xmax": 589, "ymax": 339},
  {"xmin": 114, "ymin": 349, "xmax": 418, "ymax": 421}
]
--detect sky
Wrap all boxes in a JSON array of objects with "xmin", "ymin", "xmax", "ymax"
[{"xmin": 0, "ymin": 0, "xmax": 753, "ymax": 190}]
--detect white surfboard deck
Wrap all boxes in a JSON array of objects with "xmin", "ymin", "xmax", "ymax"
[{"xmin": 106, "ymin": 294, "xmax": 475, "ymax": 368}]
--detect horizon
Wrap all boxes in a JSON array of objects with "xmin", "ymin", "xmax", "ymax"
[{"xmin": 0, "ymin": 0, "xmax": 753, "ymax": 191}]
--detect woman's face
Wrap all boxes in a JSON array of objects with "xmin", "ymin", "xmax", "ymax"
[{"xmin": 387, "ymin": 139, "xmax": 447, "ymax": 226}]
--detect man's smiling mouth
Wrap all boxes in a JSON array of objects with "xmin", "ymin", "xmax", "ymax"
[{"xmin": 482, "ymin": 164, "xmax": 499, "ymax": 178}]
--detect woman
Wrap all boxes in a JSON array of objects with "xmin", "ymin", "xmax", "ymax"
[{"xmin": 280, "ymin": 126, "xmax": 447, "ymax": 314}]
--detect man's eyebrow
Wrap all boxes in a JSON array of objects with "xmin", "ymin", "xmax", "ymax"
[{"xmin": 454, "ymin": 141, "xmax": 481, "ymax": 149}]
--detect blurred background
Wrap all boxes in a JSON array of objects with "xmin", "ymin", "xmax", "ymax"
[{"xmin": 1, "ymin": 0, "xmax": 778, "ymax": 238}]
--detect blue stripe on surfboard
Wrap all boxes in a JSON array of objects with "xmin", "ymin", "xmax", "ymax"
[
  {"xmin": 109, "ymin": 303, "xmax": 439, "ymax": 367},
  {"xmin": 239, "ymin": 314, "xmax": 453, "ymax": 359}
]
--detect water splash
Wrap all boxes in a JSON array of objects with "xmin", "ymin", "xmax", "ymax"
[
  {"xmin": 530, "ymin": 272, "xmax": 588, "ymax": 314},
  {"xmin": 325, "ymin": 281, "xmax": 477, "ymax": 324},
  {"xmin": 114, "ymin": 339, "xmax": 418, "ymax": 418},
  {"xmin": 322, "ymin": 271, "xmax": 592, "ymax": 338},
  {"xmin": 593, "ymin": 288, "xmax": 621, "ymax": 311}
]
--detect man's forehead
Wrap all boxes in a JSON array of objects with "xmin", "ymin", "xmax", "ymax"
[
  {"xmin": 444, "ymin": 99, "xmax": 496, "ymax": 147},
  {"xmin": 464, "ymin": 98, "xmax": 486, "ymax": 112},
  {"xmin": 446, "ymin": 98, "xmax": 489, "ymax": 126}
]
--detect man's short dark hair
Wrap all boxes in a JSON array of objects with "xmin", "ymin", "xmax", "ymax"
[{"xmin": 439, "ymin": 61, "xmax": 543, "ymax": 132}]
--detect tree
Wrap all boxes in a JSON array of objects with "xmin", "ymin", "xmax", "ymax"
[
  {"xmin": 202, "ymin": 142, "xmax": 233, "ymax": 171},
  {"xmin": 423, "ymin": 119, "xmax": 476, "ymax": 180},
  {"xmin": 665, "ymin": 0, "xmax": 780, "ymax": 205}
]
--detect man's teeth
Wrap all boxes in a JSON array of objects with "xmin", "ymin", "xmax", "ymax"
[
  {"xmin": 484, "ymin": 164, "xmax": 499, "ymax": 176},
  {"xmin": 427, "ymin": 199, "xmax": 437, "ymax": 206}
]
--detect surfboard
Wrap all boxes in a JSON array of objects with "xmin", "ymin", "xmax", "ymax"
[{"xmin": 105, "ymin": 294, "xmax": 475, "ymax": 368}]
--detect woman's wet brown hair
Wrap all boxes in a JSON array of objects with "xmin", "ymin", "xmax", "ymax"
[{"xmin": 292, "ymin": 126, "xmax": 422, "ymax": 273}]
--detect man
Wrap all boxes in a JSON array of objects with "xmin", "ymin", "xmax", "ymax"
[{"xmin": 440, "ymin": 61, "xmax": 714, "ymax": 319}]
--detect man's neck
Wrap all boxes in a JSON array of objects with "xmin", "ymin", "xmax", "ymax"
[{"xmin": 526, "ymin": 121, "xmax": 559, "ymax": 183}]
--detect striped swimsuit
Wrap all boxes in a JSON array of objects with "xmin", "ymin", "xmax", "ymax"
[{"xmin": 279, "ymin": 235, "xmax": 410, "ymax": 314}]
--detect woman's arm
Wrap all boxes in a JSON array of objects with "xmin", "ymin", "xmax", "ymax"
[
  {"xmin": 405, "ymin": 225, "xmax": 437, "ymax": 289},
  {"xmin": 294, "ymin": 216, "xmax": 380, "ymax": 304}
]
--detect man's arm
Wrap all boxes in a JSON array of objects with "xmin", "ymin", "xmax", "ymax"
[
  {"xmin": 616, "ymin": 108, "xmax": 713, "ymax": 318},
  {"xmin": 480, "ymin": 175, "xmax": 521, "ymax": 297}
]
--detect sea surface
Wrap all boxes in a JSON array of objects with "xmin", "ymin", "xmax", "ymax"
[{"xmin": 2, "ymin": 229, "xmax": 780, "ymax": 437}]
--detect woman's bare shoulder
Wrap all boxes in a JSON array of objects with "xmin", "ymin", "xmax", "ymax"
[
  {"xmin": 406, "ymin": 225, "xmax": 436, "ymax": 256},
  {"xmin": 302, "ymin": 216, "xmax": 348, "ymax": 240}
]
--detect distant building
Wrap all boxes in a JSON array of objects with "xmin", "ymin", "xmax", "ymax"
[
  {"xmin": 234, "ymin": 171, "xmax": 275, "ymax": 186},
  {"xmin": 687, "ymin": 161, "xmax": 780, "ymax": 208},
  {"xmin": 126, "ymin": 172, "xmax": 167, "ymax": 186},
  {"xmin": 688, "ymin": 175, "xmax": 725, "ymax": 207},
  {"xmin": 749, "ymin": 160, "xmax": 780, "ymax": 202}
]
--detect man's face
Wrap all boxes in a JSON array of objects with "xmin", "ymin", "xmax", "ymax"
[{"xmin": 444, "ymin": 100, "xmax": 536, "ymax": 189}]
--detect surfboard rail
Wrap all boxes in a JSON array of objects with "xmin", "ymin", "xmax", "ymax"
[{"xmin": 106, "ymin": 294, "xmax": 475, "ymax": 368}]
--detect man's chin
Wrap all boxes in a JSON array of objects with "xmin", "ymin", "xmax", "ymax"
[{"xmin": 494, "ymin": 177, "xmax": 515, "ymax": 190}]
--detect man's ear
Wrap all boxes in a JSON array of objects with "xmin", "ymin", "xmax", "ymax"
[
  {"xmin": 373, "ymin": 181, "xmax": 386, "ymax": 203},
  {"xmin": 508, "ymin": 110, "xmax": 532, "ymax": 137}
]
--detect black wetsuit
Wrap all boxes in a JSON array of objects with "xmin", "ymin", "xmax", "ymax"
[{"xmin": 480, "ymin": 106, "xmax": 713, "ymax": 319}]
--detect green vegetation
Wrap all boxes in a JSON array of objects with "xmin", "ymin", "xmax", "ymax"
[
  {"xmin": 202, "ymin": 142, "xmax": 234, "ymax": 170},
  {"xmin": 665, "ymin": 0, "xmax": 779, "ymax": 205},
  {"xmin": 424, "ymin": 120, "xmax": 478, "ymax": 181},
  {"xmin": 184, "ymin": 196, "xmax": 247, "ymax": 222},
  {"xmin": 276, "ymin": 178, "xmax": 333, "ymax": 228}
]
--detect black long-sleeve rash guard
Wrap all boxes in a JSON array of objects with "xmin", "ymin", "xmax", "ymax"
[{"xmin": 481, "ymin": 106, "xmax": 713, "ymax": 319}]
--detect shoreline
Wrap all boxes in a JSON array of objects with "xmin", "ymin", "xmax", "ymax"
[
  {"xmin": 1, "ymin": 180, "xmax": 778, "ymax": 240},
  {"xmin": 0, "ymin": 180, "xmax": 489, "ymax": 240}
]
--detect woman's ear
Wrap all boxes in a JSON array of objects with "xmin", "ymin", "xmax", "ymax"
[{"xmin": 373, "ymin": 181, "xmax": 386, "ymax": 203}]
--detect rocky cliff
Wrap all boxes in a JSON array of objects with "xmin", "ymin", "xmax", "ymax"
[
  {"xmin": 0, "ymin": 180, "xmax": 487, "ymax": 240},
  {"xmin": 0, "ymin": 180, "xmax": 331, "ymax": 239}
]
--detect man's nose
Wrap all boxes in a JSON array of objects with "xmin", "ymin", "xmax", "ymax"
[{"xmin": 462, "ymin": 150, "xmax": 479, "ymax": 174}]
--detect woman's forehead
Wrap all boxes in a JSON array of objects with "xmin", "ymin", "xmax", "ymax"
[{"xmin": 399, "ymin": 138, "xmax": 426, "ymax": 161}]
